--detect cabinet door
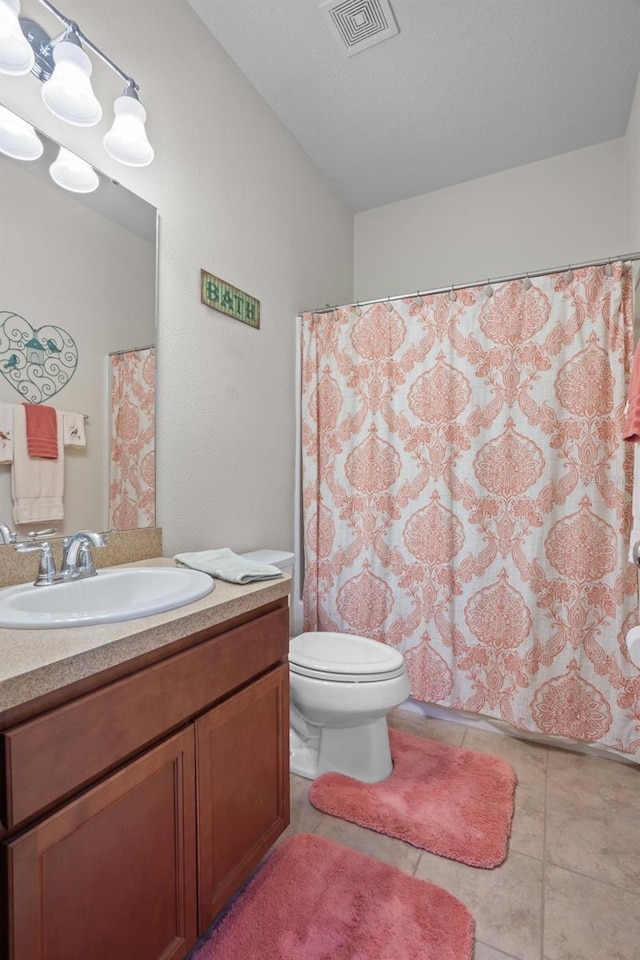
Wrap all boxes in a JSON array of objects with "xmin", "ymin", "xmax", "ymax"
[
  {"xmin": 6, "ymin": 728, "xmax": 196, "ymax": 960},
  {"xmin": 196, "ymin": 663, "xmax": 289, "ymax": 932}
]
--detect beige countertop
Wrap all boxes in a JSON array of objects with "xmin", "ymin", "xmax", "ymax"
[{"xmin": 0, "ymin": 557, "xmax": 291, "ymax": 715}]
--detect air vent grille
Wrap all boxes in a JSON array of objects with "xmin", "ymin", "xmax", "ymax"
[{"xmin": 320, "ymin": 0, "xmax": 399, "ymax": 57}]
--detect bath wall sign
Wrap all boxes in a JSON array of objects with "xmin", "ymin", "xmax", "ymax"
[
  {"xmin": 0, "ymin": 310, "xmax": 78, "ymax": 403},
  {"xmin": 201, "ymin": 269, "xmax": 260, "ymax": 329}
]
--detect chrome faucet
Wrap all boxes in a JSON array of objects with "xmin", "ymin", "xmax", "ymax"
[
  {"xmin": 0, "ymin": 521, "xmax": 17, "ymax": 544},
  {"xmin": 61, "ymin": 530, "xmax": 107, "ymax": 579},
  {"xmin": 16, "ymin": 530, "xmax": 107, "ymax": 586}
]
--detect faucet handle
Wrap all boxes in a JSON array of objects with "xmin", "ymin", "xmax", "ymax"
[{"xmin": 15, "ymin": 541, "xmax": 58, "ymax": 586}]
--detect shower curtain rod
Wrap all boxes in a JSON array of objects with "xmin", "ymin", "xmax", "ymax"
[
  {"xmin": 304, "ymin": 251, "xmax": 640, "ymax": 315},
  {"xmin": 108, "ymin": 344, "xmax": 155, "ymax": 357}
]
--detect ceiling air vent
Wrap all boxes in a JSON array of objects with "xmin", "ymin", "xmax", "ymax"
[{"xmin": 320, "ymin": 0, "xmax": 399, "ymax": 57}]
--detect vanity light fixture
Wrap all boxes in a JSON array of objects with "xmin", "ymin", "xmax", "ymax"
[
  {"xmin": 0, "ymin": 0, "xmax": 34, "ymax": 73},
  {"xmin": 49, "ymin": 144, "xmax": 98, "ymax": 192},
  {"xmin": 0, "ymin": 103, "xmax": 43, "ymax": 159},
  {"xmin": 0, "ymin": 0, "xmax": 154, "ymax": 165},
  {"xmin": 103, "ymin": 81, "xmax": 153, "ymax": 167},
  {"xmin": 41, "ymin": 35, "xmax": 102, "ymax": 126}
]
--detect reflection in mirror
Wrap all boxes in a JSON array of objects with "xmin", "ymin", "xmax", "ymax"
[{"xmin": 0, "ymin": 112, "xmax": 157, "ymax": 540}]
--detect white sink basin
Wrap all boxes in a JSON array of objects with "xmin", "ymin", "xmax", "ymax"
[{"xmin": 0, "ymin": 566, "xmax": 215, "ymax": 629}]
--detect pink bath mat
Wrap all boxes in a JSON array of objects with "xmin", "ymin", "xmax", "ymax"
[
  {"xmin": 191, "ymin": 833, "xmax": 474, "ymax": 960},
  {"xmin": 309, "ymin": 728, "xmax": 517, "ymax": 868}
]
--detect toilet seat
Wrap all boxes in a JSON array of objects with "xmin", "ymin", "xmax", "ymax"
[{"xmin": 289, "ymin": 631, "xmax": 406, "ymax": 683}]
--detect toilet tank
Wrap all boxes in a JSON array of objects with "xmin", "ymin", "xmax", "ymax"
[
  {"xmin": 240, "ymin": 549, "xmax": 299, "ymax": 635},
  {"xmin": 240, "ymin": 549, "xmax": 295, "ymax": 577}
]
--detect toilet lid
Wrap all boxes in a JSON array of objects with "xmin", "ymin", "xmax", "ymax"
[{"xmin": 289, "ymin": 631, "xmax": 406, "ymax": 682}]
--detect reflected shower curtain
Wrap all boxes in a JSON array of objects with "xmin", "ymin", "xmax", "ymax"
[
  {"xmin": 300, "ymin": 264, "xmax": 639, "ymax": 756},
  {"xmin": 109, "ymin": 346, "xmax": 155, "ymax": 529}
]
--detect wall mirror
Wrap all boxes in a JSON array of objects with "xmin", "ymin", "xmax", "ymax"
[{"xmin": 0, "ymin": 109, "xmax": 157, "ymax": 541}]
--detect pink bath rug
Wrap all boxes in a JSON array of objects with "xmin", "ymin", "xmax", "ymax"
[
  {"xmin": 309, "ymin": 728, "xmax": 517, "ymax": 868},
  {"xmin": 191, "ymin": 832, "xmax": 474, "ymax": 960}
]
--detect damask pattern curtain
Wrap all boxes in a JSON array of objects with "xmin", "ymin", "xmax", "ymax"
[
  {"xmin": 109, "ymin": 346, "xmax": 155, "ymax": 529},
  {"xmin": 301, "ymin": 264, "xmax": 639, "ymax": 756}
]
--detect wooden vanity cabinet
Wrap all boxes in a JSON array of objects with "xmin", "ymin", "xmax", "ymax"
[{"xmin": 1, "ymin": 600, "xmax": 290, "ymax": 960}]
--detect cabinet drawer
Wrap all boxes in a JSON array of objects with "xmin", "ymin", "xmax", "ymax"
[{"xmin": 2, "ymin": 605, "xmax": 289, "ymax": 830}]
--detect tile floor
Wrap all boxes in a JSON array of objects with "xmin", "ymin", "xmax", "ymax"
[{"xmin": 278, "ymin": 709, "xmax": 640, "ymax": 960}]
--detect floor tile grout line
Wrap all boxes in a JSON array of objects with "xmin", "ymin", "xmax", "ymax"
[{"xmin": 543, "ymin": 858, "xmax": 639, "ymax": 895}]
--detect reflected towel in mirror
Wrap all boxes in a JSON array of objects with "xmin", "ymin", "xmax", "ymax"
[
  {"xmin": 0, "ymin": 403, "xmax": 13, "ymax": 464},
  {"xmin": 23, "ymin": 402, "xmax": 58, "ymax": 459},
  {"xmin": 62, "ymin": 411, "xmax": 87, "ymax": 447},
  {"xmin": 11, "ymin": 406, "xmax": 64, "ymax": 523}
]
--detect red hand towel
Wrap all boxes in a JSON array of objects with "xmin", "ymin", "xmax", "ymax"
[{"xmin": 23, "ymin": 403, "xmax": 59, "ymax": 459}]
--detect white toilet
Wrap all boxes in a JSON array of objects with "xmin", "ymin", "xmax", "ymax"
[
  {"xmin": 240, "ymin": 550, "xmax": 410, "ymax": 784},
  {"xmin": 288, "ymin": 631, "xmax": 410, "ymax": 783}
]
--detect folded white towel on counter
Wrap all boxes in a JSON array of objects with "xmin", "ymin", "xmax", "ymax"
[
  {"xmin": 0, "ymin": 402, "xmax": 14, "ymax": 463},
  {"xmin": 173, "ymin": 548, "xmax": 283, "ymax": 584},
  {"xmin": 62, "ymin": 410, "xmax": 87, "ymax": 448}
]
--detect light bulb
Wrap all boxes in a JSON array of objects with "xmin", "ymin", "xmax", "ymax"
[
  {"xmin": 103, "ymin": 94, "xmax": 154, "ymax": 166},
  {"xmin": 0, "ymin": 104, "xmax": 42, "ymax": 160},
  {"xmin": 41, "ymin": 40, "xmax": 102, "ymax": 126},
  {"xmin": 49, "ymin": 145, "xmax": 99, "ymax": 193},
  {"xmin": 0, "ymin": 0, "xmax": 34, "ymax": 75}
]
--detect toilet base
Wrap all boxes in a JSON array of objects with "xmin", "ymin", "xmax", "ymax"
[{"xmin": 289, "ymin": 717, "xmax": 393, "ymax": 783}]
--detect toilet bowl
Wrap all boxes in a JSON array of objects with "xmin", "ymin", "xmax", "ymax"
[{"xmin": 289, "ymin": 631, "xmax": 410, "ymax": 783}]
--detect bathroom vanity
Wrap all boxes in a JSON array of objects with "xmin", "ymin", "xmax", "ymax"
[{"xmin": 0, "ymin": 560, "xmax": 291, "ymax": 960}]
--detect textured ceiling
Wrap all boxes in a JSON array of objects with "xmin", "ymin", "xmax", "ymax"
[{"xmin": 188, "ymin": 0, "xmax": 640, "ymax": 213}]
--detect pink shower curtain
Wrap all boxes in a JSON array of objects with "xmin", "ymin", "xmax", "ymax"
[
  {"xmin": 301, "ymin": 263, "xmax": 640, "ymax": 756},
  {"xmin": 109, "ymin": 346, "xmax": 155, "ymax": 529}
]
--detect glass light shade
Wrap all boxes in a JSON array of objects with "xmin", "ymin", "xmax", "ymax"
[
  {"xmin": 49, "ymin": 145, "xmax": 99, "ymax": 193},
  {"xmin": 41, "ymin": 40, "xmax": 102, "ymax": 126},
  {"xmin": 103, "ymin": 95, "xmax": 154, "ymax": 166},
  {"xmin": 0, "ymin": 0, "xmax": 34, "ymax": 75},
  {"xmin": 0, "ymin": 105, "xmax": 43, "ymax": 160}
]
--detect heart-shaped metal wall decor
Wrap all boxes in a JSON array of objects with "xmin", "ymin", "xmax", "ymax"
[{"xmin": 0, "ymin": 311, "xmax": 78, "ymax": 404}]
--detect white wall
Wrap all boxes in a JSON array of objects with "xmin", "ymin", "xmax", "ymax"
[
  {"xmin": 354, "ymin": 138, "xmax": 631, "ymax": 300},
  {"xmin": 627, "ymin": 73, "xmax": 640, "ymax": 250},
  {"xmin": 0, "ymin": 0, "xmax": 353, "ymax": 556}
]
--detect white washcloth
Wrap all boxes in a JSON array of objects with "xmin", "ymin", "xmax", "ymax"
[
  {"xmin": 63, "ymin": 411, "xmax": 86, "ymax": 448},
  {"xmin": 11, "ymin": 405, "xmax": 64, "ymax": 523},
  {"xmin": 174, "ymin": 548, "xmax": 283, "ymax": 584},
  {"xmin": 0, "ymin": 402, "xmax": 14, "ymax": 463}
]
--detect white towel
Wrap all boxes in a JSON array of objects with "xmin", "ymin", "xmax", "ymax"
[
  {"xmin": 173, "ymin": 548, "xmax": 283, "ymax": 584},
  {"xmin": 11, "ymin": 405, "xmax": 64, "ymax": 523},
  {"xmin": 62, "ymin": 411, "xmax": 86, "ymax": 448},
  {"xmin": 0, "ymin": 402, "xmax": 14, "ymax": 463}
]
